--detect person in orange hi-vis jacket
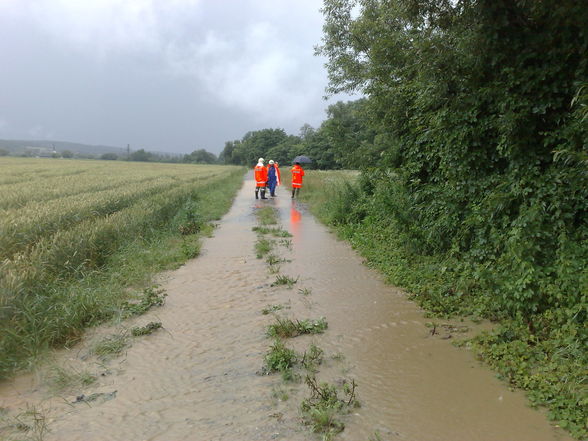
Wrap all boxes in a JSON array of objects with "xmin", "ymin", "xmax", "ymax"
[
  {"xmin": 274, "ymin": 161, "xmax": 281, "ymax": 186},
  {"xmin": 290, "ymin": 162, "xmax": 305, "ymax": 199},
  {"xmin": 254, "ymin": 158, "xmax": 268, "ymax": 199}
]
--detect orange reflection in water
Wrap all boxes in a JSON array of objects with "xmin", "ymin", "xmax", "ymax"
[{"xmin": 290, "ymin": 202, "xmax": 301, "ymax": 238}]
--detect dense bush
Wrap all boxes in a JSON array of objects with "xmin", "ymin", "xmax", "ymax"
[{"xmin": 314, "ymin": 1, "xmax": 588, "ymax": 437}]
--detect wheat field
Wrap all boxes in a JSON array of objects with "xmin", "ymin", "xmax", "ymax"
[{"xmin": 0, "ymin": 157, "xmax": 244, "ymax": 377}]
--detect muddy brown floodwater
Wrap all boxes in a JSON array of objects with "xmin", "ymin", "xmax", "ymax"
[{"xmin": 0, "ymin": 176, "xmax": 574, "ymax": 441}]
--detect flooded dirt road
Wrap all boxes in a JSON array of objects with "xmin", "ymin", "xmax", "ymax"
[{"xmin": 0, "ymin": 176, "xmax": 573, "ymax": 441}]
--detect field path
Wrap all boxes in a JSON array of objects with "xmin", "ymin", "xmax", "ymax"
[{"xmin": 0, "ymin": 175, "xmax": 572, "ymax": 441}]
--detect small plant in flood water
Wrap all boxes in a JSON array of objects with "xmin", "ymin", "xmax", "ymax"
[
  {"xmin": 300, "ymin": 375, "xmax": 358, "ymax": 438},
  {"xmin": 369, "ymin": 431, "xmax": 384, "ymax": 441},
  {"xmin": 263, "ymin": 338, "xmax": 297, "ymax": 376},
  {"xmin": 3, "ymin": 404, "xmax": 49, "ymax": 441},
  {"xmin": 131, "ymin": 321, "xmax": 162, "ymax": 336},
  {"xmin": 92, "ymin": 334, "xmax": 129, "ymax": 360},
  {"xmin": 47, "ymin": 365, "xmax": 97, "ymax": 392},
  {"xmin": 301, "ymin": 344, "xmax": 324, "ymax": 374},
  {"xmin": 253, "ymin": 226, "xmax": 292, "ymax": 237},
  {"xmin": 298, "ymin": 287, "xmax": 312, "ymax": 296},
  {"xmin": 271, "ymin": 274, "xmax": 298, "ymax": 288},
  {"xmin": 120, "ymin": 286, "xmax": 167, "ymax": 319},
  {"xmin": 255, "ymin": 237, "xmax": 273, "ymax": 259},
  {"xmin": 279, "ymin": 238, "xmax": 293, "ymax": 249},
  {"xmin": 271, "ymin": 385, "xmax": 290, "ymax": 402},
  {"xmin": 265, "ymin": 254, "xmax": 282, "ymax": 265},
  {"xmin": 268, "ymin": 263, "xmax": 281, "ymax": 274},
  {"xmin": 267, "ymin": 317, "xmax": 328, "ymax": 338},
  {"xmin": 261, "ymin": 304, "xmax": 288, "ymax": 315},
  {"xmin": 256, "ymin": 206, "xmax": 278, "ymax": 225},
  {"xmin": 331, "ymin": 352, "xmax": 345, "ymax": 362}
]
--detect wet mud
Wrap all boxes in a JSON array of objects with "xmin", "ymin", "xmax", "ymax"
[{"xmin": 0, "ymin": 176, "xmax": 573, "ymax": 441}]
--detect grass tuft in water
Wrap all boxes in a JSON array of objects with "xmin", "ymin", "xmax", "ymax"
[
  {"xmin": 255, "ymin": 238, "xmax": 273, "ymax": 259},
  {"xmin": 265, "ymin": 254, "xmax": 282, "ymax": 265},
  {"xmin": 1, "ymin": 404, "xmax": 48, "ymax": 441},
  {"xmin": 268, "ymin": 263, "xmax": 281, "ymax": 274},
  {"xmin": 300, "ymin": 375, "xmax": 358, "ymax": 437},
  {"xmin": 130, "ymin": 321, "xmax": 162, "ymax": 336},
  {"xmin": 298, "ymin": 287, "xmax": 312, "ymax": 296},
  {"xmin": 267, "ymin": 317, "xmax": 328, "ymax": 338},
  {"xmin": 252, "ymin": 226, "xmax": 292, "ymax": 237},
  {"xmin": 92, "ymin": 334, "xmax": 129, "ymax": 360},
  {"xmin": 261, "ymin": 304, "xmax": 288, "ymax": 315},
  {"xmin": 47, "ymin": 365, "xmax": 97, "ymax": 392},
  {"xmin": 120, "ymin": 286, "xmax": 167, "ymax": 319},
  {"xmin": 255, "ymin": 206, "xmax": 279, "ymax": 225},
  {"xmin": 279, "ymin": 238, "xmax": 293, "ymax": 250},
  {"xmin": 271, "ymin": 385, "xmax": 290, "ymax": 402},
  {"xmin": 301, "ymin": 344, "xmax": 324, "ymax": 374},
  {"xmin": 263, "ymin": 338, "xmax": 297, "ymax": 376},
  {"xmin": 271, "ymin": 274, "xmax": 298, "ymax": 288}
]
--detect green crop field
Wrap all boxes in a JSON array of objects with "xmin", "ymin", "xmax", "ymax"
[{"xmin": 0, "ymin": 157, "xmax": 244, "ymax": 378}]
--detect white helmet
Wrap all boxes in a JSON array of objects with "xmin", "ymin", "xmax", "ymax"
[
  {"xmin": 258, "ymin": 157, "xmax": 264, "ymax": 163},
  {"xmin": 268, "ymin": 160, "xmax": 274, "ymax": 164}
]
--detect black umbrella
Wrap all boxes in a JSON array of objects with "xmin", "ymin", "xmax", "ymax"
[{"xmin": 292, "ymin": 155, "xmax": 312, "ymax": 164}]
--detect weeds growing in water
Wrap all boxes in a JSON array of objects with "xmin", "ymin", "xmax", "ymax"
[
  {"xmin": 1, "ymin": 404, "xmax": 48, "ymax": 441},
  {"xmin": 256, "ymin": 206, "xmax": 278, "ymax": 225},
  {"xmin": 261, "ymin": 304, "xmax": 288, "ymax": 315},
  {"xmin": 298, "ymin": 287, "xmax": 312, "ymax": 296},
  {"xmin": 131, "ymin": 321, "xmax": 162, "ymax": 336},
  {"xmin": 369, "ymin": 431, "xmax": 384, "ymax": 441},
  {"xmin": 271, "ymin": 385, "xmax": 290, "ymax": 402},
  {"xmin": 279, "ymin": 239, "xmax": 293, "ymax": 250},
  {"xmin": 265, "ymin": 254, "xmax": 283, "ymax": 265},
  {"xmin": 271, "ymin": 274, "xmax": 299, "ymax": 288},
  {"xmin": 92, "ymin": 334, "xmax": 129, "ymax": 360},
  {"xmin": 263, "ymin": 339, "xmax": 297, "ymax": 375},
  {"xmin": 255, "ymin": 237, "xmax": 273, "ymax": 259},
  {"xmin": 331, "ymin": 352, "xmax": 345, "ymax": 362},
  {"xmin": 268, "ymin": 263, "xmax": 281, "ymax": 274},
  {"xmin": 300, "ymin": 375, "xmax": 358, "ymax": 438},
  {"xmin": 301, "ymin": 344, "xmax": 324, "ymax": 373},
  {"xmin": 47, "ymin": 365, "xmax": 97, "ymax": 392},
  {"xmin": 120, "ymin": 286, "xmax": 167, "ymax": 319},
  {"xmin": 267, "ymin": 317, "xmax": 328, "ymax": 338},
  {"xmin": 253, "ymin": 226, "xmax": 292, "ymax": 237}
]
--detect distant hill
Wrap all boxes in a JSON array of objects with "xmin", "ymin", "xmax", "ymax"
[
  {"xmin": 0, "ymin": 139, "xmax": 125, "ymax": 156},
  {"xmin": 0, "ymin": 139, "xmax": 181, "ymax": 158}
]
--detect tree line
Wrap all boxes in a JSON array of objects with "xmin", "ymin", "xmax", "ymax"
[{"xmin": 218, "ymin": 99, "xmax": 371, "ymax": 169}]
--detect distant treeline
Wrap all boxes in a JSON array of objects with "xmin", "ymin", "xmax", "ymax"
[
  {"xmin": 218, "ymin": 99, "xmax": 371, "ymax": 169},
  {"xmin": 0, "ymin": 144, "xmax": 218, "ymax": 165}
]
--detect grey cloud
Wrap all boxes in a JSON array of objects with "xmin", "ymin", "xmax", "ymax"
[{"xmin": 0, "ymin": 0, "xmax": 346, "ymax": 153}]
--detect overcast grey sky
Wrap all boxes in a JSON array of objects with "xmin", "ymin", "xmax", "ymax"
[{"xmin": 0, "ymin": 0, "xmax": 347, "ymax": 154}]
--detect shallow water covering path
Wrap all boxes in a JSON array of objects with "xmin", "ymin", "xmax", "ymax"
[{"xmin": 0, "ymin": 176, "xmax": 573, "ymax": 441}]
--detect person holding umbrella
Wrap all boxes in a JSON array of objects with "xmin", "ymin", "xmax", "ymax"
[{"xmin": 290, "ymin": 160, "xmax": 306, "ymax": 199}]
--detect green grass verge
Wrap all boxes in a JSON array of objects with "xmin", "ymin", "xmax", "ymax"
[
  {"xmin": 300, "ymin": 170, "xmax": 588, "ymax": 440},
  {"xmin": 0, "ymin": 168, "xmax": 245, "ymax": 379}
]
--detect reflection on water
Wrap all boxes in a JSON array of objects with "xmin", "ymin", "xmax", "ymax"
[{"xmin": 289, "ymin": 201, "xmax": 302, "ymax": 240}]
